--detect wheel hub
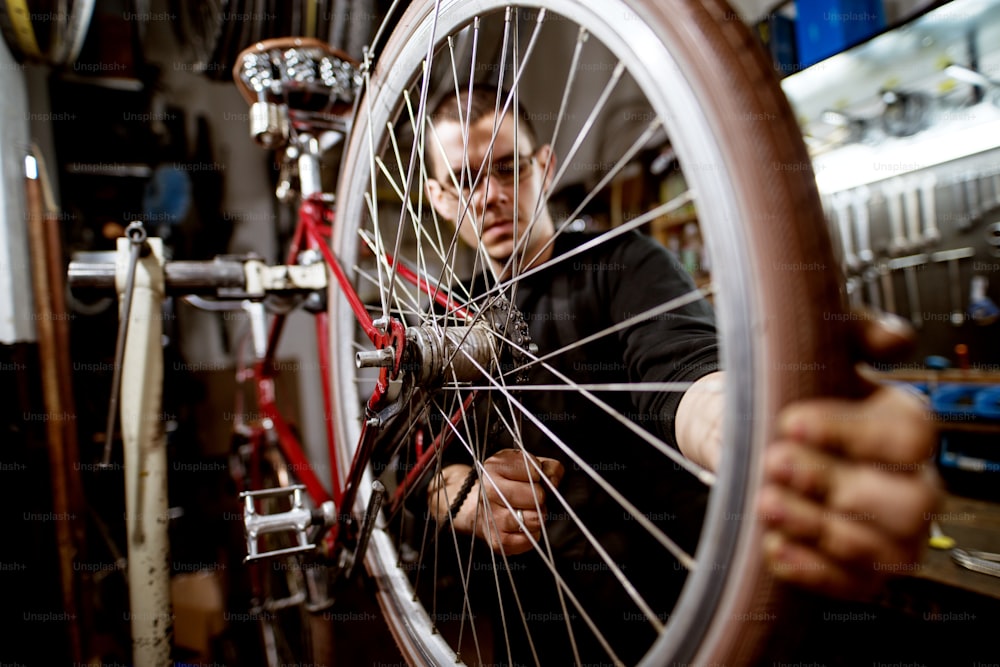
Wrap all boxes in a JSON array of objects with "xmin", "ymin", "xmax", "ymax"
[{"xmin": 404, "ymin": 298, "xmax": 533, "ymax": 386}]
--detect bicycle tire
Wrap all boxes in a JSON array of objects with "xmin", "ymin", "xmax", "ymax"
[{"xmin": 329, "ymin": 1, "xmax": 852, "ymax": 665}]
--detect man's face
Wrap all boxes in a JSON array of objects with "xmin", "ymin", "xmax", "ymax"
[{"xmin": 427, "ymin": 112, "xmax": 556, "ymax": 271}]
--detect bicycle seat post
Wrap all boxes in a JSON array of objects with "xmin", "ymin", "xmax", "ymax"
[{"xmin": 293, "ymin": 133, "xmax": 323, "ymax": 198}]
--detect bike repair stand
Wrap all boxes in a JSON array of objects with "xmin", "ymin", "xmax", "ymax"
[{"xmin": 114, "ymin": 224, "xmax": 172, "ymax": 667}]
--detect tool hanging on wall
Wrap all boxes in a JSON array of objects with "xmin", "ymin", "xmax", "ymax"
[
  {"xmin": 964, "ymin": 171, "xmax": 982, "ymax": 230},
  {"xmin": 986, "ymin": 222, "xmax": 1000, "ymax": 256},
  {"xmin": 832, "ymin": 190, "xmax": 859, "ymax": 272},
  {"xmin": 920, "ymin": 172, "xmax": 940, "ymax": 245},
  {"xmin": 878, "ymin": 260, "xmax": 896, "ymax": 315},
  {"xmin": 888, "ymin": 252, "xmax": 927, "ymax": 328},
  {"xmin": 885, "ymin": 177, "xmax": 910, "ymax": 255},
  {"xmin": 930, "ymin": 246, "xmax": 975, "ymax": 326},
  {"xmin": 969, "ymin": 275, "xmax": 1000, "ymax": 325},
  {"xmin": 952, "ymin": 173, "xmax": 979, "ymax": 232},
  {"xmin": 992, "ymin": 169, "xmax": 1000, "ymax": 209},
  {"xmin": 904, "ymin": 175, "xmax": 924, "ymax": 249},
  {"xmin": 852, "ymin": 185, "xmax": 874, "ymax": 264},
  {"xmin": 848, "ymin": 185, "xmax": 882, "ymax": 310}
]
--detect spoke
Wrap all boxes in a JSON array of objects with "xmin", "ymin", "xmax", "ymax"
[
  {"xmin": 399, "ymin": 88, "xmax": 477, "ymax": 317},
  {"xmin": 527, "ymin": 24, "xmax": 586, "ymax": 219},
  {"xmin": 520, "ymin": 446, "xmax": 666, "ymax": 634},
  {"xmin": 441, "ymin": 19, "xmax": 494, "ymax": 298},
  {"xmin": 457, "ymin": 382, "xmax": 698, "ymax": 392},
  {"xmin": 518, "ymin": 119, "xmax": 664, "ymax": 273},
  {"xmin": 471, "ymin": 457, "xmax": 624, "ymax": 665},
  {"xmin": 502, "ymin": 24, "xmax": 590, "ymax": 278},
  {"xmin": 536, "ymin": 59, "xmax": 626, "ymax": 201},
  {"xmin": 399, "ymin": 90, "xmax": 441, "ymax": 322},
  {"xmin": 458, "ymin": 353, "xmax": 706, "ymax": 561},
  {"xmin": 424, "ymin": 380, "xmax": 540, "ymax": 660},
  {"xmin": 352, "ymin": 247, "xmax": 425, "ymax": 321},
  {"xmin": 424, "ymin": 119, "xmax": 498, "ymax": 288},
  {"xmin": 428, "ymin": 391, "xmax": 493, "ymax": 662},
  {"xmin": 367, "ymin": 146, "xmax": 473, "ymax": 314},
  {"xmin": 433, "ymin": 403, "xmax": 623, "ymax": 666},
  {"xmin": 489, "ymin": 317, "xmax": 717, "ymax": 486},
  {"xmin": 513, "ymin": 284, "xmax": 713, "ymax": 376},
  {"xmin": 489, "ymin": 192, "xmax": 695, "ymax": 298},
  {"xmin": 499, "ymin": 28, "xmax": 641, "ymax": 279},
  {"xmin": 384, "ymin": 0, "xmax": 445, "ymax": 316},
  {"xmin": 487, "ymin": 402, "xmax": 583, "ymax": 664},
  {"xmin": 361, "ymin": 58, "xmax": 391, "ymax": 323}
]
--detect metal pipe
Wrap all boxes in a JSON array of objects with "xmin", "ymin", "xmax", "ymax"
[
  {"xmin": 25, "ymin": 152, "xmax": 85, "ymax": 663},
  {"xmin": 69, "ymin": 258, "xmax": 248, "ymax": 293}
]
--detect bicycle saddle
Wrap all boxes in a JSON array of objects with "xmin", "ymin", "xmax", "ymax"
[{"xmin": 233, "ymin": 37, "xmax": 362, "ymax": 148}]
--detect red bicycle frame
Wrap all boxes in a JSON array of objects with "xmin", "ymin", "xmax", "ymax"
[{"xmin": 244, "ymin": 190, "xmax": 474, "ymax": 558}]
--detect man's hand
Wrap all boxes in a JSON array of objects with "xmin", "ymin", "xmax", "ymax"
[
  {"xmin": 757, "ymin": 312, "xmax": 941, "ymax": 599},
  {"xmin": 431, "ymin": 449, "xmax": 564, "ymax": 556}
]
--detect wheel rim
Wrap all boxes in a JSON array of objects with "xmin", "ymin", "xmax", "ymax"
[{"xmin": 330, "ymin": 1, "xmax": 845, "ymax": 665}]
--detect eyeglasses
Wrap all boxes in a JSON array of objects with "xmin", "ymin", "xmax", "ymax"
[{"xmin": 437, "ymin": 152, "xmax": 536, "ymax": 198}]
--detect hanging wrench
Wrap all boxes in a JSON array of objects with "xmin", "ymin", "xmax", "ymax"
[
  {"xmin": 832, "ymin": 190, "xmax": 859, "ymax": 272},
  {"xmin": 920, "ymin": 172, "xmax": 940, "ymax": 245},
  {"xmin": 904, "ymin": 175, "xmax": 924, "ymax": 249},
  {"xmin": 878, "ymin": 260, "xmax": 897, "ymax": 315},
  {"xmin": 951, "ymin": 177, "xmax": 970, "ymax": 231},
  {"xmin": 992, "ymin": 169, "xmax": 1000, "ymax": 209},
  {"xmin": 863, "ymin": 265, "xmax": 883, "ymax": 312},
  {"xmin": 957, "ymin": 172, "xmax": 979, "ymax": 232},
  {"xmin": 852, "ymin": 185, "xmax": 874, "ymax": 265},
  {"xmin": 848, "ymin": 185, "xmax": 880, "ymax": 310},
  {"xmin": 884, "ymin": 178, "xmax": 909, "ymax": 255},
  {"xmin": 889, "ymin": 253, "xmax": 927, "ymax": 329},
  {"xmin": 931, "ymin": 247, "xmax": 975, "ymax": 326},
  {"xmin": 846, "ymin": 276, "xmax": 864, "ymax": 310}
]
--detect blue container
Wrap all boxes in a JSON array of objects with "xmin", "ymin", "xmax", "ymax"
[
  {"xmin": 931, "ymin": 384, "xmax": 980, "ymax": 419},
  {"xmin": 795, "ymin": 0, "xmax": 886, "ymax": 68},
  {"xmin": 756, "ymin": 11, "xmax": 799, "ymax": 77}
]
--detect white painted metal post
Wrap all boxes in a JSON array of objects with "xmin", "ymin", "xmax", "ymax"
[{"xmin": 116, "ymin": 236, "xmax": 172, "ymax": 666}]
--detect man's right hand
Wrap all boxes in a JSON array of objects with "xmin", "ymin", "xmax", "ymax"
[{"xmin": 432, "ymin": 449, "xmax": 564, "ymax": 555}]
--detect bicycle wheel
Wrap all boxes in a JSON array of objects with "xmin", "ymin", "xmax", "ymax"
[{"xmin": 329, "ymin": 1, "xmax": 851, "ymax": 665}]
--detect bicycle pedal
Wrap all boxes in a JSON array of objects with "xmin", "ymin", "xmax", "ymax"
[{"xmin": 241, "ymin": 484, "xmax": 317, "ymax": 562}]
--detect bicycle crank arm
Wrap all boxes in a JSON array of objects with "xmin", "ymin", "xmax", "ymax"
[{"xmin": 241, "ymin": 485, "xmax": 336, "ymax": 562}]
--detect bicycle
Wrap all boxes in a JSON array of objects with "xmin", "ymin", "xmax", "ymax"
[{"xmin": 69, "ymin": 1, "xmax": 856, "ymax": 665}]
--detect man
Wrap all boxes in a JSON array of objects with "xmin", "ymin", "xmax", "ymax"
[{"xmin": 418, "ymin": 87, "xmax": 938, "ymax": 663}]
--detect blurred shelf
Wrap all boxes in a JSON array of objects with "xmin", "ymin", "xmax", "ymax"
[
  {"xmin": 863, "ymin": 367, "xmax": 1000, "ymax": 385},
  {"xmin": 651, "ymin": 212, "xmax": 698, "ymax": 232},
  {"xmin": 914, "ymin": 492, "xmax": 1000, "ymax": 601}
]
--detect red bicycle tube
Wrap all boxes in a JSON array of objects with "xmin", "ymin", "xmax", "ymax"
[
  {"xmin": 301, "ymin": 199, "xmax": 382, "ymax": 343},
  {"xmin": 257, "ymin": 373, "xmax": 332, "ymax": 505},
  {"xmin": 314, "ymin": 311, "xmax": 343, "ymax": 507}
]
